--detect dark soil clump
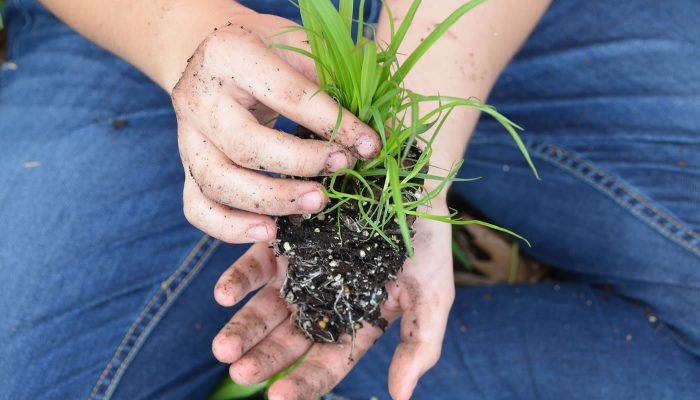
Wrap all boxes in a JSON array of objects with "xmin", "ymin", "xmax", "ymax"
[
  {"xmin": 275, "ymin": 200, "xmax": 407, "ymax": 343},
  {"xmin": 111, "ymin": 118, "xmax": 129, "ymax": 130},
  {"xmin": 274, "ymin": 128, "xmax": 422, "ymax": 343}
]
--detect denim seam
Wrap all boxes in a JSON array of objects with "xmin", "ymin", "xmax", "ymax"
[
  {"xmin": 88, "ymin": 235, "xmax": 220, "ymax": 400},
  {"xmin": 528, "ymin": 142, "xmax": 700, "ymax": 258}
]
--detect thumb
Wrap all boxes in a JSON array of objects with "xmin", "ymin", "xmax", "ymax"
[{"xmin": 387, "ymin": 279, "xmax": 454, "ymax": 400}]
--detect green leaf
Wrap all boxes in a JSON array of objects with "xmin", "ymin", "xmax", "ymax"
[
  {"xmin": 356, "ymin": 0, "xmax": 367, "ymax": 43},
  {"xmin": 208, "ymin": 378, "xmax": 266, "ymax": 400},
  {"xmin": 452, "ymin": 238, "xmax": 473, "ymax": 271},
  {"xmin": 272, "ymin": 0, "xmax": 537, "ymax": 258},
  {"xmin": 387, "ymin": 0, "xmax": 422, "ymax": 60},
  {"xmin": 394, "ymin": 0, "xmax": 489, "ymax": 84},
  {"xmin": 339, "ymin": 0, "xmax": 354, "ymax": 32},
  {"xmin": 387, "ymin": 157, "xmax": 413, "ymax": 256},
  {"xmin": 359, "ymin": 41, "xmax": 379, "ymax": 121}
]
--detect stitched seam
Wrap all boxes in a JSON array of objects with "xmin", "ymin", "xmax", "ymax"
[
  {"xmin": 103, "ymin": 239, "xmax": 220, "ymax": 398},
  {"xmin": 88, "ymin": 235, "xmax": 209, "ymax": 398},
  {"xmin": 97, "ymin": 236, "xmax": 220, "ymax": 399},
  {"xmin": 535, "ymin": 143, "xmax": 700, "ymax": 254},
  {"xmin": 88, "ymin": 235, "xmax": 217, "ymax": 399},
  {"xmin": 529, "ymin": 142, "xmax": 700, "ymax": 257}
]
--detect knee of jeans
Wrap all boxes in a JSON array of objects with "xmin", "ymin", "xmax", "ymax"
[{"xmin": 454, "ymin": 137, "xmax": 700, "ymax": 353}]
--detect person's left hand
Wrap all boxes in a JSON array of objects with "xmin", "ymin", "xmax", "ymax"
[{"xmin": 211, "ymin": 202, "xmax": 455, "ymax": 400}]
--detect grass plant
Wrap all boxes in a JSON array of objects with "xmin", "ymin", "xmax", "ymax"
[
  {"xmin": 211, "ymin": 1, "xmax": 540, "ymax": 396},
  {"xmin": 276, "ymin": 0, "xmax": 539, "ymax": 256}
]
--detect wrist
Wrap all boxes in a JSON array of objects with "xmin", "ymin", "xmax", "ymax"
[{"xmin": 423, "ymin": 179, "xmax": 450, "ymax": 209}]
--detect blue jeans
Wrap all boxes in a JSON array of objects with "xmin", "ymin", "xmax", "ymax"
[{"xmin": 1, "ymin": 0, "xmax": 698, "ymax": 399}]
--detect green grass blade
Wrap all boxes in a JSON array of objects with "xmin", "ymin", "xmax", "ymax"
[
  {"xmin": 356, "ymin": 0, "xmax": 367, "ymax": 43},
  {"xmin": 208, "ymin": 378, "xmax": 267, "ymax": 400},
  {"xmin": 408, "ymin": 211, "xmax": 531, "ymax": 247},
  {"xmin": 359, "ymin": 41, "xmax": 379, "ymax": 121},
  {"xmin": 452, "ymin": 238, "xmax": 473, "ymax": 271},
  {"xmin": 388, "ymin": 157, "xmax": 413, "ymax": 256},
  {"xmin": 381, "ymin": 0, "xmax": 396, "ymax": 40},
  {"xmin": 394, "ymin": 0, "xmax": 488, "ymax": 84},
  {"xmin": 387, "ymin": 0, "xmax": 422, "ymax": 59},
  {"xmin": 339, "ymin": 0, "xmax": 354, "ymax": 32}
]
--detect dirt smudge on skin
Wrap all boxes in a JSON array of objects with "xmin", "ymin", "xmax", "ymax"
[{"xmin": 285, "ymin": 368, "xmax": 335, "ymax": 400}]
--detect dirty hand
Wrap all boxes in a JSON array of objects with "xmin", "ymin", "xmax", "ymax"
[
  {"xmin": 171, "ymin": 13, "xmax": 381, "ymax": 244},
  {"xmin": 211, "ymin": 202, "xmax": 454, "ymax": 400}
]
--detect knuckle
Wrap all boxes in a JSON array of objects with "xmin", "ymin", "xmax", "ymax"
[
  {"xmin": 279, "ymin": 84, "xmax": 308, "ymax": 107},
  {"xmin": 233, "ymin": 356, "xmax": 265, "ymax": 384},
  {"xmin": 206, "ymin": 25, "xmax": 263, "ymax": 68},
  {"xmin": 292, "ymin": 153, "xmax": 313, "ymax": 175},
  {"xmin": 171, "ymin": 78, "xmax": 193, "ymax": 114},
  {"xmin": 424, "ymin": 344, "xmax": 442, "ymax": 367},
  {"xmin": 194, "ymin": 167, "xmax": 214, "ymax": 195},
  {"xmin": 229, "ymin": 123, "xmax": 262, "ymax": 167},
  {"xmin": 182, "ymin": 188, "xmax": 200, "ymax": 226},
  {"xmin": 200, "ymin": 32, "xmax": 227, "ymax": 65},
  {"xmin": 190, "ymin": 166, "xmax": 229, "ymax": 207},
  {"xmin": 183, "ymin": 203, "xmax": 196, "ymax": 226}
]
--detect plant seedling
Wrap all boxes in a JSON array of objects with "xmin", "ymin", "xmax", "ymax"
[{"xmin": 274, "ymin": 0, "xmax": 538, "ymax": 343}]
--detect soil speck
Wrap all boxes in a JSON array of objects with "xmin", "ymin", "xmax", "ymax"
[{"xmin": 111, "ymin": 118, "xmax": 129, "ymax": 130}]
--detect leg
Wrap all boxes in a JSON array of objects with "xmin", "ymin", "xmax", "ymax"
[
  {"xmin": 337, "ymin": 0, "xmax": 700, "ymax": 398},
  {"xmin": 0, "ymin": 3, "xmax": 248, "ymax": 399},
  {"xmin": 457, "ymin": 0, "xmax": 700, "ymax": 356},
  {"xmin": 336, "ymin": 284, "xmax": 700, "ymax": 400},
  {"xmin": 1, "ymin": 0, "xmax": 385, "ymax": 398}
]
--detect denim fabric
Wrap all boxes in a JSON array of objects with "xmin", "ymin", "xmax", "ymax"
[{"xmin": 1, "ymin": 1, "xmax": 698, "ymax": 400}]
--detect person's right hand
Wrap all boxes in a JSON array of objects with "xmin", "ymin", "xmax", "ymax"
[
  {"xmin": 210, "ymin": 204, "xmax": 456, "ymax": 400},
  {"xmin": 171, "ymin": 12, "xmax": 381, "ymax": 244}
]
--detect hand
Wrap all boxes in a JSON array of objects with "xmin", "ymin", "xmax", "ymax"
[
  {"xmin": 211, "ymin": 202, "xmax": 455, "ymax": 400},
  {"xmin": 171, "ymin": 13, "xmax": 382, "ymax": 244}
]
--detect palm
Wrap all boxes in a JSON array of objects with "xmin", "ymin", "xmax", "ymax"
[{"xmin": 212, "ymin": 210, "xmax": 454, "ymax": 400}]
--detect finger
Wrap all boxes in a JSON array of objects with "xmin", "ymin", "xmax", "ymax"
[
  {"xmin": 182, "ymin": 127, "xmax": 329, "ymax": 215},
  {"xmin": 199, "ymin": 26, "xmax": 381, "ymax": 159},
  {"xmin": 230, "ymin": 53, "xmax": 381, "ymax": 160},
  {"xmin": 267, "ymin": 322, "xmax": 388, "ymax": 400},
  {"xmin": 387, "ymin": 280, "xmax": 454, "ymax": 400},
  {"xmin": 212, "ymin": 285, "xmax": 290, "ymax": 364},
  {"xmin": 204, "ymin": 95, "xmax": 354, "ymax": 176},
  {"xmin": 214, "ymin": 243, "xmax": 279, "ymax": 307},
  {"xmin": 229, "ymin": 317, "xmax": 312, "ymax": 386},
  {"xmin": 183, "ymin": 174, "xmax": 276, "ymax": 243},
  {"xmin": 248, "ymin": 14, "xmax": 319, "ymax": 83}
]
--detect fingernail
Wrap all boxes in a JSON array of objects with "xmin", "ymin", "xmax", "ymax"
[
  {"xmin": 299, "ymin": 190, "xmax": 325, "ymax": 212},
  {"xmin": 326, "ymin": 151, "xmax": 351, "ymax": 173},
  {"xmin": 246, "ymin": 224, "xmax": 271, "ymax": 241},
  {"xmin": 356, "ymin": 134, "xmax": 378, "ymax": 159}
]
